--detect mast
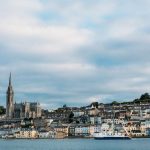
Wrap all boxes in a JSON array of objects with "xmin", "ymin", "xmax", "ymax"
[{"xmin": 111, "ymin": 104, "xmax": 115, "ymax": 135}]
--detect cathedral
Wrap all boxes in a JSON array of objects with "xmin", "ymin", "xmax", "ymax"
[
  {"xmin": 6, "ymin": 73, "xmax": 41, "ymax": 119},
  {"xmin": 6, "ymin": 73, "xmax": 14, "ymax": 118}
]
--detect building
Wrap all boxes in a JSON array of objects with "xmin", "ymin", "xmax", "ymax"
[
  {"xmin": 55, "ymin": 131, "xmax": 66, "ymax": 139},
  {"xmin": 33, "ymin": 118, "xmax": 47, "ymax": 128},
  {"xmin": 6, "ymin": 73, "xmax": 41, "ymax": 119},
  {"xmin": 68, "ymin": 124, "xmax": 76, "ymax": 136},
  {"xmin": 89, "ymin": 125, "xmax": 101, "ymax": 136},
  {"xmin": 89, "ymin": 116, "xmax": 101, "ymax": 125},
  {"xmin": 38, "ymin": 130, "xmax": 50, "ymax": 138},
  {"xmin": 38, "ymin": 128, "xmax": 55, "ymax": 138},
  {"xmin": 6, "ymin": 73, "xmax": 14, "ymax": 119},
  {"xmin": 73, "ymin": 110, "xmax": 84, "ymax": 117},
  {"xmin": 75, "ymin": 125, "xmax": 90, "ymax": 136},
  {"xmin": 54, "ymin": 125, "xmax": 68, "ymax": 138},
  {"xmin": 14, "ymin": 102, "xmax": 41, "ymax": 119},
  {"xmin": 85, "ymin": 108, "xmax": 99, "ymax": 116},
  {"xmin": 15, "ymin": 128, "xmax": 38, "ymax": 139}
]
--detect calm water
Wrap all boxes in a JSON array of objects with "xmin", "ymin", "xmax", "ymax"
[{"xmin": 0, "ymin": 138, "xmax": 150, "ymax": 150}]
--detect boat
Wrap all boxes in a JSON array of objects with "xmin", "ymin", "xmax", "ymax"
[
  {"xmin": 2, "ymin": 134, "xmax": 16, "ymax": 139},
  {"xmin": 94, "ymin": 106, "xmax": 131, "ymax": 140},
  {"xmin": 93, "ymin": 122, "xmax": 131, "ymax": 140},
  {"xmin": 93, "ymin": 132, "xmax": 131, "ymax": 140}
]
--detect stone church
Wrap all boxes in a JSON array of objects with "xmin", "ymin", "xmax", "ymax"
[{"xmin": 6, "ymin": 73, "xmax": 41, "ymax": 119}]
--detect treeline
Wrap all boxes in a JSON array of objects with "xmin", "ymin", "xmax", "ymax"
[
  {"xmin": 0, "ymin": 106, "xmax": 5, "ymax": 115},
  {"xmin": 109, "ymin": 93, "xmax": 150, "ymax": 106}
]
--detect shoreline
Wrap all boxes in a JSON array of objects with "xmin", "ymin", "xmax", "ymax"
[{"xmin": 1, "ymin": 136, "xmax": 150, "ymax": 140}]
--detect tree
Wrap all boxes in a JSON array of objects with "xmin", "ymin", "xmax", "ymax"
[
  {"xmin": 140, "ymin": 93, "xmax": 150, "ymax": 100},
  {"xmin": 63, "ymin": 104, "xmax": 67, "ymax": 108},
  {"xmin": 111, "ymin": 101, "xmax": 120, "ymax": 105},
  {"xmin": 133, "ymin": 93, "xmax": 150, "ymax": 103},
  {"xmin": 91, "ymin": 102, "xmax": 99, "ymax": 108},
  {"xmin": 68, "ymin": 112, "xmax": 74, "ymax": 123},
  {"xmin": 0, "ymin": 106, "xmax": 5, "ymax": 115}
]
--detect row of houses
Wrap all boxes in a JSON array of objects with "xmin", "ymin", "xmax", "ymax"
[
  {"xmin": 0, "ymin": 125, "xmax": 100, "ymax": 139},
  {"xmin": 1, "ymin": 119, "xmax": 150, "ymax": 138}
]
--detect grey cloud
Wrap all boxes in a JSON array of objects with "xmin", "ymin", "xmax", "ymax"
[{"xmin": 0, "ymin": 0, "xmax": 150, "ymax": 108}]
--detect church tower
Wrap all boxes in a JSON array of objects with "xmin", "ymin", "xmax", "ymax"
[{"xmin": 6, "ymin": 73, "xmax": 14, "ymax": 119}]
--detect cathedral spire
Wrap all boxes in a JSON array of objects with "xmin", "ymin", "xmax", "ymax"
[
  {"xmin": 9, "ymin": 72, "xmax": 12, "ymax": 86},
  {"xmin": 6, "ymin": 72, "xmax": 14, "ymax": 119}
]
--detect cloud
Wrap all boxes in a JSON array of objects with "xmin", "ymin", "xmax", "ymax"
[
  {"xmin": 0, "ymin": 0, "xmax": 150, "ymax": 108},
  {"xmin": 0, "ymin": 1, "xmax": 94, "ymax": 54}
]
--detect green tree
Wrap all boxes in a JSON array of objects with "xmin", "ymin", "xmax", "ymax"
[
  {"xmin": 0, "ymin": 106, "xmax": 5, "ymax": 115},
  {"xmin": 140, "ymin": 93, "xmax": 150, "ymax": 100},
  {"xmin": 68, "ymin": 112, "xmax": 74, "ymax": 123},
  {"xmin": 91, "ymin": 102, "xmax": 99, "ymax": 108},
  {"xmin": 111, "ymin": 101, "xmax": 120, "ymax": 105},
  {"xmin": 63, "ymin": 104, "xmax": 67, "ymax": 108}
]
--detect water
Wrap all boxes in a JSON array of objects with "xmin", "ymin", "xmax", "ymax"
[{"xmin": 0, "ymin": 138, "xmax": 150, "ymax": 150}]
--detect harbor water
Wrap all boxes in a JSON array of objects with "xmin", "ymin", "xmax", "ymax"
[{"xmin": 0, "ymin": 138, "xmax": 150, "ymax": 150}]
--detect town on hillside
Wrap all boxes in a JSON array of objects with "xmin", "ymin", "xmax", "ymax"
[{"xmin": 1, "ymin": 74, "xmax": 150, "ymax": 139}]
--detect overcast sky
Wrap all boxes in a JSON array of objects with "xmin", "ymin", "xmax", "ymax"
[{"xmin": 0, "ymin": 0, "xmax": 150, "ymax": 109}]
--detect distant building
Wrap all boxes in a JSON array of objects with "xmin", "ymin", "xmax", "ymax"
[
  {"xmin": 73, "ymin": 110, "xmax": 84, "ymax": 117},
  {"xmin": 6, "ymin": 73, "xmax": 14, "ymax": 119},
  {"xmin": 89, "ymin": 116, "xmax": 101, "ymax": 125},
  {"xmin": 68, "ymin": 124, "xmax": 76, "ymax": 136},
  {"xmin": 54, "ymin": 125, "xmax": 68, "ymax": 138},
  {"xmin": 6, "ymin": 73, "xmax": 41, "ymax": 119},
  {"xmin": 75, "ymin": 125, "xmax": 90, "ymax": 136},
  {"xmin": 14, "ymin": 102, "xmax": 41, "ymax": 119},
  {"xmin": 38, "ymin": 130, "xmax": 51, "ymax": 138},
  {"xmin": 15, "ymin": 128, "xmax": 38, "ymax": 139},
  {"xmin": 38, "ymin": 129, "xmax": 55, "ymax": 139}
]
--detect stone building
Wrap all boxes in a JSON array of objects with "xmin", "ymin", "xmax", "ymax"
[
  {"xmin": 6, "ymin": 73, "xmax": 14, "ymax": 119},
  {"xmin": 14, "ymin": 102, "xmax": 41, "ymax": 119},
  {"xmin": 6, "ymin": 73, "xmax": 41, "ymax": 119}
]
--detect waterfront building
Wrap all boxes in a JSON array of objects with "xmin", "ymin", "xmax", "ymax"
[
  {"xmin": 54, "ymin": 125, "xmax": 68, "ymax": 137},
  {"xmin": 101, "ymin": 123, "xmax": 109, "ymax": 131},
  {"xmin": 15, "ymin": 128, "xmax": 38, "ymax": 139},
  {"xmin": 75, "ymin": 125, "xmax": 90, "ymax": 136},
  {"xmin": 55, "ymin": 131, "xmax": 66, "ymax": 139},
  {"xmin": 68, "ymin": 124, "xmax": 76, "ymax": 136},
  {"xmin": 89, "ymin": 125, "xmax": 101, "ymax": 136},
  {"xmin": 146, "ymin": 128, "xmax": 150, "ymax": 136},
  {"xmin": 38, "ymin": 130, "xmax": 51, "ymax": 138},
  {"xmin": 48, "ymin": 129, "xmax": 56, "ymax": 138},
  {"xmin": 38, "ymin": 129, "xmax": 55, "ymax": 138},
  {"xmin": 140, "ymin": 120, "xmax": 147, "ymax": 135},
  {"xmin": 0, "ymin": 128, "xmax": 12, "ymax": 137},
  {"xmin": 124, "ymin": 121, "xmax": 142, "ymax": 136}
]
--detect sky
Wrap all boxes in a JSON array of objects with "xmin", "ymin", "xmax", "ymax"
[{"xmin": 0, "ymin": 0, "xmax": 150, "ymax": 109}]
